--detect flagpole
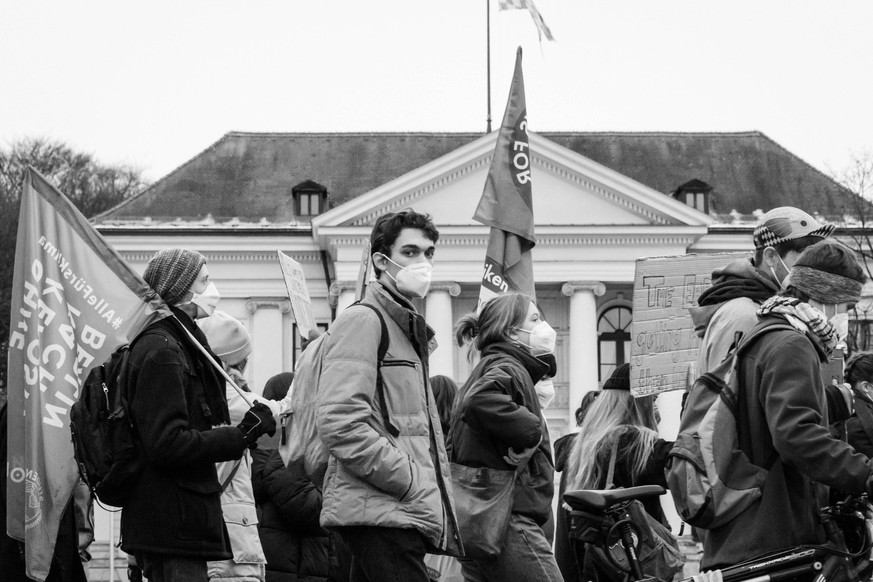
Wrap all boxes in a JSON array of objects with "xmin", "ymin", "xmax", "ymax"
[{"xmin": 486, "ymin": 0, "xmax": 492, "ymax": 133}]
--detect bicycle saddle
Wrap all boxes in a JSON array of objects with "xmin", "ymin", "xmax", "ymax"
[{"xmin": 563, "ymin": 485, "xmax": 666, "ymax": 512}]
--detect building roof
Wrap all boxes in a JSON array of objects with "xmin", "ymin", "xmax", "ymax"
[{"xmin": 95, "ymin": 130, "xmax": 853, "ymax": 226}]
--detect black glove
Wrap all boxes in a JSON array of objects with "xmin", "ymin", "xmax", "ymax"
[{"xmin": 237, "ymin": 402, "xmax": 277, "ymax": 447}]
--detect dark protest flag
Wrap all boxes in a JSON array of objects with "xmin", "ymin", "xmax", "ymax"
[
  {"xmin": 474, "ymin": 47, "xmax": 536, "ymax": 309},
  {"xmin": 6, "ymin": 168, "xmax": 171, "ymax": 581}
]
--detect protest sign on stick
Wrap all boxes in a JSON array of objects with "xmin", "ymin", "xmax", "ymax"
[
  {"xmin": 6, "ymin": 167, "xmax": 171, "ymax": 581},
  {"xmin": 629, "ymin": 252, "xmax": 748, "ymax": 397},
  {"xmin": 277, "ymin": 251, "xmax": 316, "ymax": 339}
]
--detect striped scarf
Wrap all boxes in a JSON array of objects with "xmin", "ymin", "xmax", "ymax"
[{"xmin": 757, "ymin": 295, "xmax": 838, "ymax": 356}]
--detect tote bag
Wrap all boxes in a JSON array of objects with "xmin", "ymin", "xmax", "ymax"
[{"xmin": 450, "ymin": 462, "xmax": 518, "ymax": 559}]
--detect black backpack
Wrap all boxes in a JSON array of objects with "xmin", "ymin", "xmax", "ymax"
[{"xmin": 70, "ymin": 335, "xmax": 150, "ymax": 508}]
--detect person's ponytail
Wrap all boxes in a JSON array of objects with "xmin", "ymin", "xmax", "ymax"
[{"xmin": 455, "ymin": 312, "xmax": 480, "ymax": 347}]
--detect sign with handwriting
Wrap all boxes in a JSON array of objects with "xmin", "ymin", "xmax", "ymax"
[{"xmin": 630, "ymin": 252, "xmax": 749, "ymax": 397}]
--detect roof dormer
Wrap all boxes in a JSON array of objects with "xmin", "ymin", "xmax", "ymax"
[
  {"xmin": 292, "ymin": 179, "xmax": 328, "ymax": 217},
  {"xmin": 672, "ymin": 179, "xmax": 712, "ymax": 214}
]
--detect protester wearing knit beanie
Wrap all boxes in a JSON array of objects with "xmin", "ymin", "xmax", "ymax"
[
  {"xmin": 602, "ymin": 362, "xmax": 630, "ymax": 391},
  {"xmin": 198, "ymin": 311, "xmax": 252, "ymax": 367},
  {"xmin": 143, "ymin": 248, "xmax": 207, "ymax": 306},
  {"xmin": 788, "ymin": 240, "xmax": 866, "ymax": 305}
]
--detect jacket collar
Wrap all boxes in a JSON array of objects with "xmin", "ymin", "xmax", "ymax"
[
  {"xmin": 366, "ymin": 281, "xmax": 435, "ymax": 347},
  {"xmin": 482, "ymin": 341, "xmax": 551, "ymax": 384}
]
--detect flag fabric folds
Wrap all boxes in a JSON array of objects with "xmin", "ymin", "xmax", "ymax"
[
  {"xmin": 474, "ymin": 47, "xmax": 537, "ymax": 309},
  {"xmin": 6, "ymin": 167, "xmax": 171, "ymax": 581},
  {"xmin": 498, "ymin": 0, "xmax": 555, "ymax": 42}
]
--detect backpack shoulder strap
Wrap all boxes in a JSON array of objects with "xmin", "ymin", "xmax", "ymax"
[
  {"xmin": 347, "ymin": 302, "xmax": 398, "ymax": 437},
  {"xmin": 348, "ymin": 302, "xmax": 389, "ymax": 361},
  {"xmin": 733, "ymin": 320, "xmax": 798, "ymax": 359}
]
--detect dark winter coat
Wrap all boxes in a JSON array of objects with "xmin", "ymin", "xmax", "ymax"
[
  {"xmin": 121, "ymin": 309, "xmax": 248, "ymax": 559},
  {"xmin": 553, "ymin": 432, "xmax": 579, "ymax": 582},
  {"xmin": 449, "ymin": 341, "xmax": 554, "ymax": 525},
  {"xmin": 555, "ymin": 430, "xmax": 672, "ymax": 582},
  {"xmin": 702, "ymin": 316, "xmax": 873, "ymax": 569},
  {"xmin": 251, "ymin": 448, "xmax": 350, "ymax": 582},
  {"xmin": 840, "ymin": 390, "xmax": 873, "ymax": 458}
]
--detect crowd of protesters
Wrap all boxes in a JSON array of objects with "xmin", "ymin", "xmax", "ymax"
[{"xmin": 12, "ymin": 204, "xmax": 873, "ymax": 582}]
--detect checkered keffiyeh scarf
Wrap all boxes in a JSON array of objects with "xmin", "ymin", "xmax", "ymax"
[
  {"xmin": 143, "ymin": 248, "xmax": 206, "ymax": 305},
  {"xmin": 757, "ymin": 296, "xmax": 838, "ymax": 356}
]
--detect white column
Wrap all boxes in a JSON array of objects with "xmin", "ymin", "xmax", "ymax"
[
  {"xmin": 561, "ymin": 281, "xmax": 606, "ymax": 430},
  {"xmin": 245, "ymin": 299, "xmax": 292, "ymax": 396},
  {"xmin": 328, "ymin": 281, "xmax": 357, "ymax": 319},
  {"xmin": 426, "ymin": 282, "xmax": 461, "ymax": 378}
]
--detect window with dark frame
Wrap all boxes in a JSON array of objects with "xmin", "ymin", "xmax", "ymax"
[
  {"xmin": 292, "ymin": 180, "xmax": 328, "ymax": 217},
  {"xmin": 597, "ymin": 305, "xmax": 633, "ymax": 383},
  {"xmin": 673, "ymin": 179, "xmax": 712, "ymax": 214}
]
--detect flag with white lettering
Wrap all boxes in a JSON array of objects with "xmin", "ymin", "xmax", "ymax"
[
  {"xmin": 498, "ymin": 0, "xmax": 555, "ymax": 42},
  {"xmin": 6, "ymin": 167, "xmax": 171, "ymax": 581},
  {"xmin": 474, "ymin": 47, "xmax": 536, "ymax": 310}
]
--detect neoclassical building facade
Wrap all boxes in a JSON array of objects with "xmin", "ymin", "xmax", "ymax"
[{"xmin": 95, "ymin": 129, "xmax": 854, "ymax": 441}]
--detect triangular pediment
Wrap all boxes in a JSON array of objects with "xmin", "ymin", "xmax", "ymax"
[{"xmin": 311, "ymin": 132, "xmax": 713, "ymax": 237}]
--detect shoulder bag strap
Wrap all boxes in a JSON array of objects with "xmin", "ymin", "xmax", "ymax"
[
  {"xmin": 605, "ymin": 438, "xmax": 618, "ymax": 490},
  {"xmin": 220, "ymin": 458, "xmax": 243, "ymax": 492}
]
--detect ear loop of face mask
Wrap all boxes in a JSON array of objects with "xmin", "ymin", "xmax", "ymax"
[{"xmin": 767, "ymin": 249, "xmax": 790, "ymax": 287}]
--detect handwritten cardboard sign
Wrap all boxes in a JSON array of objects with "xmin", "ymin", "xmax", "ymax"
[
  {"xmin": 630, "ymin": 252, "xmax": 749, "ymax": 397},
  {"xmin": 277, "ymin": 251, "xmax": 317, "ymax": 339}
]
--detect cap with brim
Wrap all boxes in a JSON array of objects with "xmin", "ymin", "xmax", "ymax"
[{"xmin": 753, "ymin": 207, "xmax": 835, "ymax": 249}]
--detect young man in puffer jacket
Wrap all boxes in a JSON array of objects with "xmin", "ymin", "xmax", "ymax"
[{"xmin": 316, "ymin": 210, "xmax": 462, "ymax": 582}]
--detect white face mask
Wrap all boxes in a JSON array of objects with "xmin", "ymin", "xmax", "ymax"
[
  {"xmin": 516, "ymin": 321, "xmax": 557, "ymax": 356},
  {"xmin": 830, "ymin": 312, "xmax": 850, "ymax": 348},
  {"xmin": 380, "ymin": 255, "xmax": 433, "ymax": 299},
  {"xmin": 191, "ymin": 281, "xmax": 221, "ymax": 319},
  {"xmin": 535, "ymin": 378, "xmax": 556, "ymax": 409},
  {"xmin": 767, "ymin": 250, "xmax": 791, "ymax": 289}
]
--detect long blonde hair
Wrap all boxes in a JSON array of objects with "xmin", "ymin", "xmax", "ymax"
[{"xmin": 564, "ymin": 389, "xmax": 660, "ymax": 490}]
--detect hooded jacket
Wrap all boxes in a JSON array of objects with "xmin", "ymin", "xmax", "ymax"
[
  {"xmin": 316, "ymin": 282, "xmax": 462, "ymax": 557},
  {"xmin": 701, "ymin": 315, "xmax": 873, "ymax": 569},
  {"xmin": 448, "ymin": 341, "xmax": 555, "ymax": 525},
  {"xmin": 688, "ymin": 258, "xmax": 779, "ymax": 379}
]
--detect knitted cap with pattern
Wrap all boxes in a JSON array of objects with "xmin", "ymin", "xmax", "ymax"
[{"xmin": 143, "ymin": 248, "xmax": 206, "ymax": 306}]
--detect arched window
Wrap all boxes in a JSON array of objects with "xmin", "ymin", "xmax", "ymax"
[{"xmin": 598, "ymin": 305, "xmax": 632, "ymax": 382}]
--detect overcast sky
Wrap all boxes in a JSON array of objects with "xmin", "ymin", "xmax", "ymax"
[{"xmin": 1, "ymin": 1, "xmax": 871, "ymax": 183}]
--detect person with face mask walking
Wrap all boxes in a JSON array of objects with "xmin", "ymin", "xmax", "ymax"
[
  {"xmin": 690, "ymin": 207, "xmax": 834, "ymax": 383},
  {"xmin": 316, "ymin": 210, "xmax": 462, "ymax": 582},
  {"xmin": 700, "ymin": 240, "xmax": 873, "ymax": 570},
  {"xmin": 449, "ymin": 292, "xmax": 563, "ymax": 582},
  {"xmin": 122, "ymin": 248, "xmax": 277, "ymax": 582}
]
